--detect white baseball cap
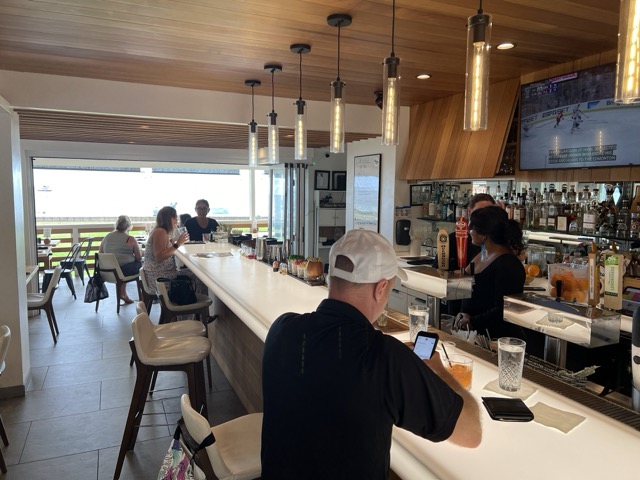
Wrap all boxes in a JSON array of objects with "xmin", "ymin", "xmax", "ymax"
[{"xmin": 329, "ymin": 229, "xmax": 408, "ymax": 283}]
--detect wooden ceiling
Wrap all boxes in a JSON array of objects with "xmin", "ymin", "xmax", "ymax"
[{"xmin": 1, "ymin": 0, "xmax": 621, "ymax": 148}]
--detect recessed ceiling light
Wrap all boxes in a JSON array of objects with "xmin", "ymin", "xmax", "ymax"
[
  {"xmin": 140, "ymin": 125, "xmax": 150, "ymax": 129},
  {"xmin": 497, "ymin": 42, "xmax": 515, "ymax": 50},
  {"xmin": 416, "ymin": 73, "xmax": 431, "ymax": 80}
]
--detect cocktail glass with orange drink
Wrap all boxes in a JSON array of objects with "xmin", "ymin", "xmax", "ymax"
[{"xmin": 445, "ymin": 354, "xmax": 473, "ymax": 390}]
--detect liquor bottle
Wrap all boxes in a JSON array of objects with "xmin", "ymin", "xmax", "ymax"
[
  {"xmin": 630, "ymin": 184, "xmax": 640, "ymax": 213},
  {"xmin": 547, "ymin": 185, "xmax": 558, "ymax": 231},
  {"xmin": 517, "ymin": 191, "xmax": 527, "ymax": 226},
  {"xmin": 582, "ymin": 189, "xmax": 598, "ymax": 235},
  {"xmin": 599, "ymin": 212, "xmax": 615, "ymax": 237},
  {"xmin": 539, "ymin": 187, "xmax": 549, "ymax": 230},
  {"xmin": 617, "ymin": 198, "xmax": 631, "ymax": 238},
  {"xmin": 569, "ymin": 200, "xmax": 583, "ymax": 233},
  {"xmin": 495, "ymin": 181, "xmax": 502, "ymax": 204},
  {"xmin": 531, "ymin": 191, "xmax": 541, "ymax": 229}
]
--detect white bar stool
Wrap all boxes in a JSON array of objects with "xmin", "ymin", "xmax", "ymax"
[
  {"xmin": 181, "ymin": 393, "xmax": 263, "ymax": 480},
  {"xmin": 114, "ymin": 312, "xmax": 211, "ymax": 480}
]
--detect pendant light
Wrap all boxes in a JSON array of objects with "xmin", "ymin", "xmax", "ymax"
[
  {"xmin": 615, "ymin": 0, "xmax": 640, "ymax": 103},
  {"xmin": 327, "ymin": 14, "xmax": 352, "ymax": 154},
  {"xmin": 245, "ymin": 79, "xmax": 261, "ymax": 167},
  {"xmin": 290, "ymin": 43, "xmax": 311, "ymax": 161},
  {"xmin": 463, "ymin": 0, "xmax": 492, "ymax": 131},
  {"xmin": 265, "ymin": 63, "xmax": 282, "ymax": 165},
  {"xmin": 382, "ymin": 0, "xmax": 400, "ymax": 145}
]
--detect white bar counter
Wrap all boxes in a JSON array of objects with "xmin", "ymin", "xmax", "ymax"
[{"xmin": 177, "ymin": 244, "xmax": 640, "ymax": 480}]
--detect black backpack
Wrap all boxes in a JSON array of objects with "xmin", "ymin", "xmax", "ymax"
[{"xmin": 160, "ymin": 275, "xmax": 197, "ymax": 305}]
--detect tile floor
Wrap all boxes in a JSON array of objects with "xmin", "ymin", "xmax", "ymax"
[{"xmin": 0, "ymin": 277, "xmax": 246, "ymax": 479}]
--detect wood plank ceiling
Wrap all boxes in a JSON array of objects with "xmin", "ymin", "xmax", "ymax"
[{"xmin": 0, "ymin": 0, "xmax": 620, "ymax": 149}]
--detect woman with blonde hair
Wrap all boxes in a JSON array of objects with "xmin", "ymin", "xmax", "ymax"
[{"xmin": 99, "ymin": 215, "xmax": 143, "ymax": 304}]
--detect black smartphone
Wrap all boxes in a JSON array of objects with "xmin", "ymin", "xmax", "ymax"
[{"xmin": 413, "ymin": 331, "xmax": 439, "ymax": 360}]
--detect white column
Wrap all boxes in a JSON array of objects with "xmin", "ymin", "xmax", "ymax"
[{"xmin": 0, "ymin": 96, "xmax": 29, "ymax": 397}]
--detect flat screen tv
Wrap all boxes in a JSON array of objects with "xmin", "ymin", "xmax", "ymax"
[{"xmin": 519, "ymin": 63, "xmax": 640, "ymax": 170}]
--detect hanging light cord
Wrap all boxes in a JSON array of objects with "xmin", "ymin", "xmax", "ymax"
[
  {"xmin": 251, "ymin": 85, "xmax": 255, "ymax": 122},
  {"xmin": 298, "ymin": 51, "xmax": 303, "ymax": 101},
  {"xmin": 271, "ymin": 69, "xmax": 275, "ymax": 113},
  {"xmin": 391, "ymin": 0, "xmax": 396, "ymax": 56},
  {"xmin": 478, "ymin": 0, "xmax": 483, "ymax": 14},
  {"xmin": 336, "ymin": 23, "xmax": 342, "ymax": 81}
]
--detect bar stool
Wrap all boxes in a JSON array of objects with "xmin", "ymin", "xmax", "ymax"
[
  {"xmin": 138, "ymin": 268, "xmax": 156, "ymax": 315},
  {"xmin": 27, "ymin": 266, "xmax": 62, "ymax": 343},
  {"xmin": 181, "ymin": 393, "xmax": 262, "ymax": 480},
  {"xmin": 0, "ymin": 326, "xmax": 11, "ymax": 474},
  {"xmin": 156, "ymin": 280, "xmax": 212, "ymax": 325},
  {"xmin": 156, "ymin": 280, "xmax": 217, "ymax": 388},
  {"xmin": 114, "ymin": 312, "xmax": 211, "ymax": 480},
  {"xmin": 134, "ymin": 301, "xmax": 212, "ymax": 390}
]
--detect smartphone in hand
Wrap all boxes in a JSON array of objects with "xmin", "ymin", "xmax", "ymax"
[{"xmin": 413, "ymin": 331, "xmax": 439, "ymax": 360}]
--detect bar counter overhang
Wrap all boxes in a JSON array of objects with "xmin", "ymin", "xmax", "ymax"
[{"xmin": 176, "ymin": 244, "xmax": 640, "ymax": 480}]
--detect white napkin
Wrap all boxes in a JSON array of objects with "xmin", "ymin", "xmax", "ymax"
[
  {"xmin": 483, "ymin": 378, "xmax": 537, "ymax": 401},
  {"xmin": 530, "ymin": 402, "xmax": 586, "ymax": 434}
]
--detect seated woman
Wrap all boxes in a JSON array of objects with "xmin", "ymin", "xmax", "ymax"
[
  {"xmin": 99, "ymin": 215, "xmax": 143, "ymax": 304},
  {"xmin": 184, "ymin": 199, "xmax": 219, "ymax": 241},
  {"xmin": 457, "ymin": 206, "xmax": 526, "ymax": 339},
  {"xmin": 143, "ymin": 206, "xmax": 205, "ymax": 295}
]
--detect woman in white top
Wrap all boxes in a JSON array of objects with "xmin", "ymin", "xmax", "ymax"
[
  {"xmin": 99, "ymin": 215, "xmax": 143, "ymax": 304},
  {"xmin": 143, "ymin": 206, "xmax": 205, "ymax": 295}
]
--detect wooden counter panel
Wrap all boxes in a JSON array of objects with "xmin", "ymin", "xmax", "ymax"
[{"xmin": 209, "ymin": 294, "xmax": 264, "ymax": 413}]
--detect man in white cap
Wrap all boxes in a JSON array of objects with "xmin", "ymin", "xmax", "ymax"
[{"xmin": 261, "ymin": 229, "xmax": 482, "ymax": 480}]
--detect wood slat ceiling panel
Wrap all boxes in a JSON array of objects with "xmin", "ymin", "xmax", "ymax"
[
  {"xmin": 14, "ymin": 109, "xmax": 377, "ymax": 149},
  {"xmin": 0, "ymin": 0, "xmax": 620, "ymax": 107}
]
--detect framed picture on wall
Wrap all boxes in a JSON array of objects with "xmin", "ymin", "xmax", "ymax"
[
  {"xmin": 353, "ymin": 154, "xmax": 381, "ymax": 232},
  {"xmin": 410, "ymin": 184, "xmax": 431, "ymax": 206},
  {"xmin": 314, "ymin": 170, "xmax": 330, "ymax": 190},
  {"xmin": 332, "ymin": 171, "xmax": 347, "ymax": 191}
]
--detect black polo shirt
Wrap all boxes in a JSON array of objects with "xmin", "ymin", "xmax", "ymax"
[{"xmin": 261, "ymin": 299, "xmax": 463, "ymax": 480}]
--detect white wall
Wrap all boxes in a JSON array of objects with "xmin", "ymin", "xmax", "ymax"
[{"xmin": 0, "ymin": 70, "xmax": 382, "ymax": 134}]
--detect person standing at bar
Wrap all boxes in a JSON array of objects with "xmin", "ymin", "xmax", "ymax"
[
  {"xmin": 456, "ymin": 206, "xmax": 526, "ymax": 338},
  {"xmin": 261, "ymin": 230, "xmax": 482, "ymax": 480},
  {"xmin": 184, "ymin": 199, "xmax": 219, "ymax": 241}
]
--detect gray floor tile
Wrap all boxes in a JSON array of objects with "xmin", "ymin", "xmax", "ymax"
[
  {"xmin": 30, "ymin": 342, "xmax": 103, "ymax": 367},
  {"xmin": 99, "ymin": 436, "xmax": 170, "ymax": 480},
  {"xmin": 42, "ymin": 355, "xmax": 134, "ymax": 389},
  {"xmin": 102, "ymin": 339, "xmax": 133, "ymax": 359},
  {"xmin": 2, "ymin": 421, "xmax": 30, "ymax": 466},
  {"xmin": 0, "ymin": 382, "xmax": 100, "ymax": 424},
  {"xmin": 1, "ymin": 450, "xmax": 98, "ymax": 480},
  {"xmin": 25, "ymin": 367, "xmax": 47, "ymax": 391},
  {"xmin": 21, "ymin": 406, "xmax": 169, "ymax": 463}
]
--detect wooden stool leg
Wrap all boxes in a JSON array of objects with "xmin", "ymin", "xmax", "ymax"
[
  {"xmin": 44, "ymin": 305, "xmax": 57, "ymax": 343},
  {"xmin": 0, "ymin": 414, "xmax": 9, "ymax": 446},
  {"xmin": 206, "ymin": 355, "xmax": 212, "ymax": 391},
  {"xmin": 114, "ymin": 362, "xmax": 154, "ymax": 479},
  {"xmin": 0, "ymin": 448, "xmax": 6, "ymax": 474}
]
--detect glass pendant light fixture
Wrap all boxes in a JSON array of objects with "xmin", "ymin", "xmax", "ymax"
[
  {"xmin": 615, "ymin": 0, "xmax": 640, "ymax": 103},
  {"xmin": 264, "ymin": 63, "xmax": 282, "ymax": 164},
  {"xmin": 463, "ymin": 0, "xmax": 492, "ymax": 131},
  {"xmin": 327, "ymin": 13, "xmax": 352, "ymax": 154},
  {"xmin": 245, "ymin": 79, "xmax": 261, "ymax": 167},
  {"xmin": 290, "ymin": 43, "xmax": 311, "ymax": 161},
  {"xmin": 382, "ymin": 0, "xmax": 400, "ymax": 145}
]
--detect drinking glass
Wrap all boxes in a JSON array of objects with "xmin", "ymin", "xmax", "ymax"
[
  {"xmin": 202, "ymin": 233, "xmax": 210, "ymax": 243},
  {"xmin": 408, "ymin": 305, "xmax": 428, "ymax": 343},
  {"xmin": 445, "ymin": 354, "xmax": 473, "ymax": 390},
  {"xmin": 498, "ymin": 337, "xmax": 526, "ymax": 392}
]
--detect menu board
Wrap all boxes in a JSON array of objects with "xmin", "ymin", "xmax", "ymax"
[{"xmin": 353, "ymin": 154, "xmax": 381, "ymax": 232}]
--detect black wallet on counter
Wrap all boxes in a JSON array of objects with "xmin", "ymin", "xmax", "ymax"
[{"xmin": 481, "ymin": 397, "xmax": 534, "ymax": 422}]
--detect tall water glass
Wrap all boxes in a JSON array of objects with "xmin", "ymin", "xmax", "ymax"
[
  {"xmin": 498, "ymin": 337, "xmax": 526, "ymax": 392},
  {"xmin": 408, "ymin": 305, "xmax": 428, "ymax": 343}
]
